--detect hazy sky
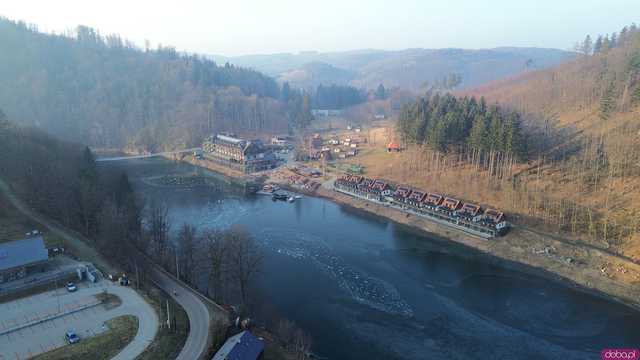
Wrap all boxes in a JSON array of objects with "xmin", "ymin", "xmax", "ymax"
[{"xmin": 2, "ymin": 0, "xmax": 638, "ymax": 56}]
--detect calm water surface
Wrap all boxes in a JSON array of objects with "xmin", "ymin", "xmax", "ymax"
[{"xmin": 104, "ymin": 159, "xmax": 640, "ymax": 360}]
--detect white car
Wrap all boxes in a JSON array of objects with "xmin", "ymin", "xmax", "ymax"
[{"xmin": 66, "ymin": 282, "xmax": 77, "ymax": 292}]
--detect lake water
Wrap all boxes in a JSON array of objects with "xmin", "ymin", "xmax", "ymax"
[{"xmin": 103, "ymin": 158, "xmax": 640, "ymax": 360}]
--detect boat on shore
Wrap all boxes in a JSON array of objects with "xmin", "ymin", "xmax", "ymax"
[
  {"xmin": 272, "ymin": 190, "xmax": 289, "ymax": 201},
  {"xmin": 258, "ymin": 183, "xmax": 280, "ymax": 195}
]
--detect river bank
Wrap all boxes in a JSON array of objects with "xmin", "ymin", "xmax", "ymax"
[{"xmin": 178, "ymin": 154, "xmax": 640, "ymax": 312}]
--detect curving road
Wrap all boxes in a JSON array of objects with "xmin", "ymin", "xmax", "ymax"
[
  {"xmin": 100, "ymin": 282, "xmax": 160, "ymax": 360},
  {"xmin": 148, "ymin": 264, "xmax": 213, "ymax": 360}
]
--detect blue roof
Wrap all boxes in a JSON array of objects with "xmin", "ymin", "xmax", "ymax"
[
  {"xmin": 212, "ymin": 331, "xmax": 264, "ymax": 360},
  {"xmin": 0, "ymin": 236, "xmax": 48, "ymax": 272}
]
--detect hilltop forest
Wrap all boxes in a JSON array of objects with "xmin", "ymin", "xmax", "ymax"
[
  {"xmin": 0, "ymin": 18, "xmax": 313, "ymax": 151},
  {"xmin": 397, "ymin": 94, "xmax": 525, "ymax": 157}
]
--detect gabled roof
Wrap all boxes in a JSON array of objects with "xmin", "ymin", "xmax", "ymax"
[
  {"xmin": 212, "ymin": 331, "xmax": 264, "ymax": 360},
  {"xmin": 0, "ymin": 236, "xmax": 48, "ymax": 272}
]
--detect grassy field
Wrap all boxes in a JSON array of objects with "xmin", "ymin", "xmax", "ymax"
[
  {"xmin": 0, "ymin": 193, "xmax": 38, "ymax": 242},
  {"xmin": 0, "ymin": 193, "xmax": 67, "ymax": 248},
  {"xmin": 32, "ymin": 315, "xmax": 138, "ymax": 360}
]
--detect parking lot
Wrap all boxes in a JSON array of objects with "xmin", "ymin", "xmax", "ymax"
[{"xmin": 0, "ymin": 280, "xmax": 158, "ymax": 360}]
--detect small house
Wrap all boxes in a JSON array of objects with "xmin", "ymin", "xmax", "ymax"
[
  {"xmin": 484, "ymin": 209, "xmax": 505, "ymax": 223},
  {"xmin": 407, "ymin": 191, "xmax": 426, "ymax": 205},
  {"xmin": 212, "ymin": 331, "xmax": 264, "ymax": 360},
  {"xmin": 458, "ymin": 203, "xmax": 481, "ymax": 217},
  {"xmin": 393, "ymin": 186, "xmax": 412, "ymax": 200},
  {"xmin": 310, "ymin": 134, "xmax": 323, "ymax": 149},
  {"xmin": 441, "ymin": 197, "xmax": 461, "ymax": 211},
  {"xmin": 359, "ymin": 178, "xmax": 375, "ymax": 190},
  {"xmin": 387, "ymin": 142, "xmax": 401, "ymax": 152},
  {"xmin": 423, "ymin": 193, "xmax": 443, "ymax": 207},
  {"xmin": 371, "ymin": 179, "xmax": 388, "ymax": 193}
]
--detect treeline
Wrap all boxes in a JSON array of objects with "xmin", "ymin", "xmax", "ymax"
[
  {"xmin": 572, "ymin": 23, "xmax": 640, "ymax": 119},
  {"xmin": 0, "ymin": 111, "xmax": 141, "ymax": 258},
  {"xmin": 576, "ymin": 23, "xmax": 639, "ymax": 56},
  {"xmin": 311, "ymin": 83, "xmax": 366, "ymax": 109},
  {"xmin": 397, "ymin": 93, "xmax": 526, "ymax": 158},
  {"xmin": 0, "ymin": 18, "xmax": 312, "ymax": 150}
]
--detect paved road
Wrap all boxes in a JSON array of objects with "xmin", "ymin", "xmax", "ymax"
[
  {"xmin": 96, "ymin": 148, "xmax": 201, "ymax": 162},
  {"xmin": 147, "ymin": 263, "xmax": 213, "ymax": 360}
]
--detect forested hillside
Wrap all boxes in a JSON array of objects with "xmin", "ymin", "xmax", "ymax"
[
  {"xmin": 357, "ymin": 24, "xmax": 640, "ymax": 260},
  {"xmin": 0, "ymin": 18, "xmax": 310, "ymax": 150},
  {"xmin": 456, "ymin": 24, "xmax": 640, "ymax": 257},
  {"xmin": 0, "ymin": 110, "xmax": 140, "ymax": 258},
  {"xmin": 397, "ymin": 94, "xmax": 525, "ymax": 157}
]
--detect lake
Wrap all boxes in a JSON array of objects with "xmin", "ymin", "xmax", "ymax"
[{"xmin": 103, "ymin": 158, "xmax": 640, "ymax": 360}]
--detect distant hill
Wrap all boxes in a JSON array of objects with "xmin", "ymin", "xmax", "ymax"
[
  {"xmin": 211, "ymin": 47, "xmax": 575, "ymax": 91},
  {"xmin": 278, "ymin": 62, "xmax": 356, "ymax": 90}
]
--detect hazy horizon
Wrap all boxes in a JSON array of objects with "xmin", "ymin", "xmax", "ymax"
[{"xmin": 2, "ymin": 0, "xmax": 639, "ymax": 57}]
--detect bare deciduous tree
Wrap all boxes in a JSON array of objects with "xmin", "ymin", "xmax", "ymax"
[
  {"xmin": 146, "ymin": 200, "xmax": 170, "ymax": 264},
  {"xmin": 177, "ymin": 223, "xmax": 198, "ymax": 284},
  {"xmin": 225, "ymin": 225, "xmax": 263, "ymax": 305},
  {"xmin": 204, "ymin": 229, "xmax": 227, "ymax": 303}
]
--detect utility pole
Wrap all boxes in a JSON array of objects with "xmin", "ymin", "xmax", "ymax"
[
  {"xmin": 55, "ymin": 277, "xmax": 61, "ymax": 313},
  {"xmin": 175, "ymin": 249, "xmax": 179, "ymax": 281},
  {"xmin": 166, "ymin": 300, "xmax": 171, "ymax": 330},
  {"xmin": 134, "ymin": 261, "xmax": 140, "ymax": 290}
]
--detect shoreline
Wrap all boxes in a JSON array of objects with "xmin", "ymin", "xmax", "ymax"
[
  {"xmin": 177, "ymin": 155, "xmax": 640, "ymax": 313},
  {"xmin": 316, "ymin": 186, "xmax": 640, "ymax": 312}
]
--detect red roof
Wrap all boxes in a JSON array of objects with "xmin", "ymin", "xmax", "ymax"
[{"xmin": 387, "ymin": 142, "xmax": 400, "ymax": 149}]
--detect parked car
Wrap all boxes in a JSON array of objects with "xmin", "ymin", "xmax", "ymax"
[
  {"xmin": 66, "ymin": 282, "xmax": 77, "ymax": 292},
  {"xmin": 65, "ymin": 331, "xmax": 80, "ymax": 344}
]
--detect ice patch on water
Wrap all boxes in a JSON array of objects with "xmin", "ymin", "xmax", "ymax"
[
  {"xmin": 257, "ymin": 228, "xmax": 413, "ymax": 317},
  {"xmin": 198, "ymin": 198, "xmax": 251, "ymax": 229}
]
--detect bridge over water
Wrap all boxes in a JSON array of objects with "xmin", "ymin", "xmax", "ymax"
[{"xmin": 96, "ymin": 148, "xmax": 201, "ymax": 162}]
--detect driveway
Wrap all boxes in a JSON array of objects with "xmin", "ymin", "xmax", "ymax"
[{"xmin": 0, "ymin": 280, "xmax": 158, "ymax": 360}]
